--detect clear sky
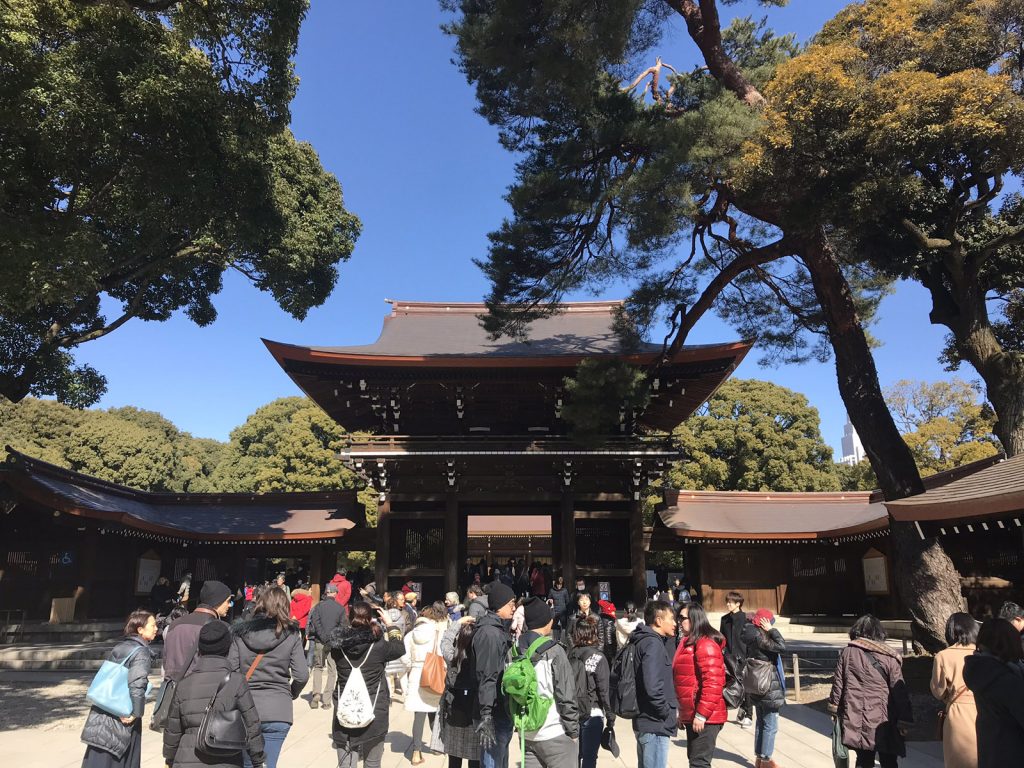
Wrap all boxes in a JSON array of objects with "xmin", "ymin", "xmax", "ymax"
[{"xmin": 73, "ymin": 1, "xmax": 979, "ymax": 456}]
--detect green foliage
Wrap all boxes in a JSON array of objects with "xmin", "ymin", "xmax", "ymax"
[
  {"xmin": 560, "ymin": 358, "xmax": 650, "ymax": 445},
  {"xmin": 834, "ymin": 460, "xmax": 878, "ymax": 492},
  {"xmin": 668, "ymin": 378, "xmax": 839, "ymax": 492},
  {"xmin": 0, "ymin": 0, "xmax": 360, "ymax": 406}
]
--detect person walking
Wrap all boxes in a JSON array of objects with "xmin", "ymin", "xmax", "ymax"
[
  {"xmin": 229, "ymin": 586, "xmax": 308, "ymax": 768},
  {"xmin": 307, "ymin": 582, "xmax": 345, "ymax": 710},
  {"xmin": 548, "ymin": 577, "xmax": 570, "ymax": 643},
  {"xmin": 329, "ymin": 570, "xmax": 353, "ymax": 609},
  {"xmin": 629, "ymin": 599, "xmax": 678, "ymax": 768},
  {"xmin": 720, "ymin": 590, "xmax": 752, "ymax": 728},
  {"xmin": 81, "ymin": 609, "xmax": 157, "ymax": 768},
  {"xmin": 930, "ymin": 613, "xmax": 979, "ymax": 768},
  {"xmin": 963, "ymin": 618, "xmax": 1024, "ymax": 768},
  {"xmin": 330, "ymin": 601, "xmax": 407, "ymax": 768},
  {"xmin": 473, "ymin": 582, "xmax": 517, "ymax": 768},
  {"xmin": 673, "ymin": 602, "xmax": 727, "ymax": 768},
  {"xmin": 164, "ymin": 581, "xmax": 233, "ymax": 682},
  {"xmin": 828, "ymin": 614, "xmax": 913, "ymax": 768},
  {"xmin": 567, "ymin": 615, "xmax": 613, "ymax": 768},
  {"xmin": 740, "ymin": 609, "xmax": 787, "ymax": 768},
  {"xmin": 289, "ymin": 582, "xmax": 312, "ymax": 647},
  {"xmin": 403, "ymin": 601, "xmax": 448, "ymax": 765},
  {"xmin": 162, "ymin": 621, "xmax": 265, "ymax": 768},
  {"xmin": 431, "ymin": 618, "xmax": 481, "ymax": 768},
  {"xmin": 274, "ymin": 574, "xmax": 290, "ymax": 602},
  {"xmin": 615, "ymin": 602, "xmax": 643, "ymax": 650}
]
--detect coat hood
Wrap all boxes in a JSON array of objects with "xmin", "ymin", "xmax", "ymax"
[
  {"xmin": 291, "ymin": 588, "xmax": 311, "ymax": 599},
  {"xmin": 411, "ymin": 617, "xmax": 444, "ymax": 645},
  {"xmin": 630, "ymin": 622, "xmax": 663, "ymax": 645},
  {"xmin": 850, "ymin": 637, "xmax": 901, "ymax": 660},
  {"xmin": 617, "ymin": 617, "xmax": 641, "ymax": 632},
  {"xmin": 232, "ymin": 615, "xmax": 297, "ymax": 653},
  {"xmin": 476, "ymin": 610, "xmax": 509, "ymax": 633},
  {"xmin": 471, "ymin": 595, "xmax": 489, "ymax": 608},
  {"xmin": 964, "ymin": 652, "xmax": 1023, "ymax": 694},
  {"xmin": 330, "ymin": 624, "xmax": 379, "ymax": 658}
]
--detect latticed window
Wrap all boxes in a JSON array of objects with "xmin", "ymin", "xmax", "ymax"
[
  {"xmin": 390, "ymin": 520, "xmax": 445, "ymax": 569},
  {"xmin": 5, "ymin": 551, "xmax": 37, "ymax": 576},
  {"xmin": 575, "ymin": 520, "xmax": 630, "ymax": 569}
]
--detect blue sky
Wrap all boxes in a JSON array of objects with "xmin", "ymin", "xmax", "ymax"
[{"xmin": 73, "ymin": 1, "xmax": 980, "ymax": 456}]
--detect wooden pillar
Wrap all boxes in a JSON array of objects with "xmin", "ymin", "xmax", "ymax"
[
  {"xmin": 457, "ymin": 505, "xmax": 468, "ymax": 589},
  {"xmin": 309, "ymin": 547, "xmax": 324, "ymax": 604},
  {"xmin": 630, "ymin": 498, "xmax": 646, "ymax": 606},
  {"xmin": 560, "ymin": 492, "xmax": 575, "ymax": 587},
  {"xmin": 444, "ymin": 494, "xmax": 459, "ymax": 594},
  {"xmin": 75, "ymin": 529, "xmax": 100, "ymax": 620},
  {"xmin": 375, "ymin": 496, "xmax": 391, "ymax": 591}
]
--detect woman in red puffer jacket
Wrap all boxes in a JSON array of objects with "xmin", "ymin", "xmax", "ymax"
[{"xmin": 673, "ymin": 602, "xmax": 728, "ymax": 768}]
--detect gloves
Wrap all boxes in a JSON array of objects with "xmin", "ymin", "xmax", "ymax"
[{"xmin": 476, "ymin": 715, "xmax": 496, "ymax": 750}]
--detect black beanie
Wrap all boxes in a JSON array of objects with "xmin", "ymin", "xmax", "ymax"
[
  {"xmin": 523, "ymin": 597, "xmax": 552, "ymax": 630},
  {"xmin": 198, "ymin": 620, "xmax": 232, "ymax": 656},
  {"xmin": 487, "ymin": 583, "xmax": 515, "ymax": 612},
  {"xmin": 199, "ymin": 580, "xmax": 231, "ymax": 608}
]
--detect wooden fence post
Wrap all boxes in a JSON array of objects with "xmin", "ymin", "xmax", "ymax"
[{"xmin": 792, "ymin": 654, "xmax": 801, "ymax": 703}]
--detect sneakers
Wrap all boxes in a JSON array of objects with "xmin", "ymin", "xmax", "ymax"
[
  {"xmin": 321, "ymin": 698, "xmax": 331, "ymax": 710},
  {"xmin": 739, "ymin": 716, "xmax": 753, "ymax": 729},
  {"xmin": 309, "ymin": 694, "xmax": 321, "ymax": 710}
]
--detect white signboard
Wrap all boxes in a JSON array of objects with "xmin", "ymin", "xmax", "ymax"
[
  {"xmin": 862, "ymin": 551, "xmax": 889, "ymax": 596},
  {"xmin": 135, "ymin": 555, "xmax": 162, "ymax": 595}
]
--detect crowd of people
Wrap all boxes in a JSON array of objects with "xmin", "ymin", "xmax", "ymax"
[{"xmin": 80, "ymin": 572, "xmax": 1024, "ymax": 768}]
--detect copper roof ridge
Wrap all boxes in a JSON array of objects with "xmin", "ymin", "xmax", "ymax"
[
  {"xmin": 665, "ymin": 488, "xmax": 876, "ymax": 503},
  {"xmin": 384, "ymin": 299, "xmax": 625, "ymax": 315}
]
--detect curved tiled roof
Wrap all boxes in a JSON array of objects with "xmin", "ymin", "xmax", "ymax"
[{"xmin": 886, "ymin": 453, "xmax": 1024, "ymax": 522}]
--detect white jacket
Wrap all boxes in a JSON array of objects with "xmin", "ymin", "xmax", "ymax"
[{"xmin": 401, "ymin": 617, "xmax": 446, "ymax": 713}]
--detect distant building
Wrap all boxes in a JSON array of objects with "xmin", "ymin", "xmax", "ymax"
[{"xmin": 841, "ymin": 416, "xmax": 866, "ymax": 466}]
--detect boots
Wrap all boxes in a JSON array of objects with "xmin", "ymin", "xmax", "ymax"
[{"xmin": 759, "ymin": 759, "xmax": 781, "ymax": 768}]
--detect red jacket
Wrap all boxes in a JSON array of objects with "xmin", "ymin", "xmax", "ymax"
[
  {"xmin": 673, "ymin": 635, "xmax": 728, "ymax": 726},
  {"xmin": 290, "ymin": 590, "xmax": 312, "ymax": 629},
  {"xmin": 329, "ymin": 574, "xmax": 352, "ymax": 607}
]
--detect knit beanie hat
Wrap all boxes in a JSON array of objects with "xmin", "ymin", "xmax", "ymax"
[
  {"xmin": 199, "ymin": 580, "xmax": 231, "ymax": 608},
  {"xmin": 198, "ymin": 620, "xmax": 232, "ymax": 656},
  {"xmin": 522, "ymin": 597, "xmax": 552, "ymax": 630},
  {"xmin": 753, "ymin": 608, "xmax": 776, "ymax": 625},
  {"xmin": 487, "ymin": 583, "xmax": 516, "ymax": 612}
]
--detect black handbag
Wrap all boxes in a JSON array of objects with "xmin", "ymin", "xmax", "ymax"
[
  {"xmin": 196, "ymin": 673, "xmax": 248, "ymax": 757},
  {"xmin": 722, "ymin": 653, "xmax": 744, "ymax": 708},
  {"xmin": 150, "ymin": 643, "xmax": 199, "ymax": 732},
  {"xmin": 741, "ymin": 657, "xmax": 775, "ymax": 698}
]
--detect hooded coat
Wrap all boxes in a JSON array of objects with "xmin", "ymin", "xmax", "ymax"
[
  {"xmin": 228, "ymin": 616, "xmax": 308, "ymax": 725},
  {"xmin": 80, "ymin": 636, "xmax": 153, "ymax": 759},
  {"xmin": 329, "ymin": 574, "xmax": 352, "ymax": 607},
  {"xmin": 740, "ymin": 622, "xmax": 786, "ymax": 712},
  {"xmin": 673, "ymin": 635, "xmax": 728, "ymax": 726},
  {"xmin": 629, "ymin": 624, "xmax": 678, "ymax": 737},
  {"xmin": 516, "ymin": 631, "xmax": 580, "ymax": 741},
  {"xmin": 828, "ymin": 638, "xmax": 914, "ymax": 756},
  {"xmin": 963, "ymin": 653, "xmax": 1024, "ymax": 768},
  {"xmin": 401, "ymin": 617, "xmax": 446, "ymax": 713},
  {"xmin": 329, "ymin": 623, "xmax": 406, "ymax": 749},
  {"xmin": 162, "ymin": 656, "xmax": 265, "ymax": 768},
  {"xmin": 472, "ymin": 611, "xmax": 512, "ymax": 722},
  {"xmin": 467, "ymin": 594, "xmax": 488, "ymax": 619},
  {"xmin": 289, "ymin": 589, "xmax": 312, "ymax": 630}
]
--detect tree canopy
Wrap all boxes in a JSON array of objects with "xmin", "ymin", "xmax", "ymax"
[{"xmin": 0, "ymin": 0, "xmax": 360, "ymax": 407}]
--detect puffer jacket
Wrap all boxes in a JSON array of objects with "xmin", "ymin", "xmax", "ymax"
[
  {"xmin": 673, "ymin": 635, "xmax": 727, "ymax": 726},
  {"xmin": 289, "ymin": 589, "xmax": 312, "ymax": 630},
  {"xmin": 630, "ymin": 624, "xmax": 678, "ymax": 737},
  {"xmin": 330, "ymin": 623, "xmax": 406, "ymax": 749},
  {"xmin": 516, "ymin": 631, "xmax": 580, "ymax": 741},
  {"xmin": 162, "ymin": 656, "xmax": 265, "ymax": 768},
  {"xmin": 828, "ymin": 638, "xmax": 914, "ymax": 756},
  {"xmin": 740, "ymin": 622, "xmax": 786, "ymax": 711},
  {"xmin": 964, "ymin": 652, "xmax": 1024, "ymax": 768},
  {"xmin": 228, "ymin": 616, "xmax": 308, "ymax": 725},
  {"xmin": 80, "ymin": 636, "xmax": 153, "ymax": 759}
]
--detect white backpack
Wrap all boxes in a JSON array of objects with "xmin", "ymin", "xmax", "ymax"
[{"xmin": 335, "ymin": 646, "xmax": 380, "ymax": 729}]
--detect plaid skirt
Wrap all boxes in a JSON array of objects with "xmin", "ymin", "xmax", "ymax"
[{"xmin": 429, "ymin": 700, "xmax": 480, "ymax": 760}]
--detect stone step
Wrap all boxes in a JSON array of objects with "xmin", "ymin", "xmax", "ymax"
[
  {"xmin": 0, "ymin": 641, "xmax": 163, "ymax": 671},
  {"xmin": 1, "ymin": 620, "xmax": 127, "ymax": 645}
]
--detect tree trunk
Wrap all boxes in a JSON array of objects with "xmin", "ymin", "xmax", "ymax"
[{"xmin": 799, "ymin": 229, "xmax": 964, "ymax": 653}]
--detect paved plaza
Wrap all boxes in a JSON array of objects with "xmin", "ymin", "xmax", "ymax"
[{"xmin": 0, "ymin": 670, "xmax": 944, "ymax": 768}]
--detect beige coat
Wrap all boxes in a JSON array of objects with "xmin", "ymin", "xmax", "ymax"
[{"xmin": 931, "ymin": 645, "xmax": 978, "ymax": 768}]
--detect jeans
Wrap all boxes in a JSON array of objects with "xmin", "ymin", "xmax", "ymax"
[
  {"xmin": 578, "ymin": 715, "xmax": 604, "ymax": 768},
  {"xmin": 244, "ymin": 721, "xmax": 291, "ymax": 768},
  {"xmin": 312, "ymin": 643, "xmax": 338, "ymax": 698},
  {"xmin": 337, "ymin": 740, "xmax": 385, "ymax": 768},
  {"xmin": 753, "ymin": 706, "xmax": 779, "ymax": 759},
  {"xmin": 855, "ymin": 749, "xmax": 899, "ymax": 768},
  {"xmin": 635, "ymin": 732, "xmax": 670, "ymax": 768},
  {"xmin": 480, "ymin": 716, "xmax": 514, "ymax": 768},
  {"xmin": 411, "ymin": 711, "xmax": 437, "ymax": 752},
  {"xmin": 685, "ymin": 723, "xmax": 722, "ymax": 768}
]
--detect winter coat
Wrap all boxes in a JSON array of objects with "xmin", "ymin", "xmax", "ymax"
[
  {"xmin": 472, "ymin": 611, "xmax": 512, "ymax": 722},
  {"xmin": 164, "ymin": 608, "xmax": 221, "ymax": 681},
  {"xmin": 516, "ymin": 631, "xmax": 580, "ymax": 741},
  {"xmin": 629, "ymin": 624, "xmax": 678, "ymax": 737},
  {"xmin": 329, "ymin": 624, "xmax": 406, "ymax": 749},
  {"xmin": 228, "ymin": 616, "xmax": 308, "ymax": 725},
  {"xmin": 673, "ymin": 635, "xmax": 728, "ymax": 726},
  {"xmin": 162, "ymin": 656, "xmax": 265, "ymax": 768},
  {"xmin": 740, "ymin": 622, "xmax": 787, "ymax": 712},
  {"xmin": 467, "ymin": 595, "xmax": 488, "ymax": 619},
  {"xmin": 615, "ymin": 617, "xmax": 642, "ymax": 650},
  {"xmin": 963, "ymin": 652, "xmax": 1024, "ymax": 768},
  {"xmin": 80, "ymin": 636, "xmax": 153, "ymax": 759},
  {"xmin": 828, "ymin": 638, "xmax": 914, "ymax": 756},
  {"xmin": 930, "ymin": 644, "xmax": 978, "ymax": 768},
  {"xmin": 308, "ymin": 597, "xmax": 345, "ymax": 645},
  {"xmin": 719, "ymin": 611, "xmax": 747, "ymax": 660},
  {"xmin": 289, "ymin": 590, "xmax": 312, "ymax": 630},
  {"xmin": 567, "ymin": 644, "xmax": 612, "ymax": 719},
  {"xmin": 530, "ymin": 570, "xmax": 547, "ymax": 597},
  {"xmin": 548, "ymin": 588, "xmax": 570, "ymax": 627},
  {"xmin": 329, "ymin": 574, "xmax": 352, "ymax": 607},
  {"xmin": 401, "ymin": 617, "xmax": 446, "ymax": 713}
]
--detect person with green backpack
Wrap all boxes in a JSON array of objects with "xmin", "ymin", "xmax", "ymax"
[{"xmin": 502, "ymin": 597, "xmax": 579, "ymax": 768}]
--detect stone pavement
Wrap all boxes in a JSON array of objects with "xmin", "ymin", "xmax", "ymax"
[{"xmin": 0, "ymin": 670, "xmax": 945, "ymax": 768}]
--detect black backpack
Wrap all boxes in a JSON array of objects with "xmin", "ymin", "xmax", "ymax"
[{"xmin": 609, "ymin": 642, "xmax": 639, "ymax": 719}]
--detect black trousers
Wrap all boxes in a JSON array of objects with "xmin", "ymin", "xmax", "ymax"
[
  {"xmin": 855, "ymin": 749, "xmax": 898, "ymax": 768},
  {"xmin": 685, "ymin": 723, "xmax": 723, "ymax": 768}
]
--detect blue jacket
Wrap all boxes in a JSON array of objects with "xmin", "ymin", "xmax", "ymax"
[{"xmin": 630, "ymin": 624, "xmax": 678, "ymax": 736}]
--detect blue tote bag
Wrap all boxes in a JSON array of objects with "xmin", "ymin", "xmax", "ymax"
[{"xmin": 87, "ymin": 645, "xmax": 145, "ymax": 717}]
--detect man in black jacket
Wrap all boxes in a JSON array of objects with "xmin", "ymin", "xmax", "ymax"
[
  {"xmin": 163, "ymin": 581, "xmax": 232, "ymax": 681},
  {"xmin": 307, "ymin": 582, "xmax": 345, "ymax": 710},
  {"xmin": 473, "ymin": 581, "xmax": 517, "ymax": 768},
  {"xmin": 719, "ymin": 590, "xmax": 752, "ymax": 728},
  {"xmin": 630, "ymin": 600, "xmax": 678, "ymax": 768}
]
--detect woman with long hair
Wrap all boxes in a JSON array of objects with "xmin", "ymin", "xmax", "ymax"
[
  {"xmin": 402, "ymin": 601, "xmax": 448, "ymax": 765},
  {"xmin": 672, "ymin": 602, "xmax": 727, "ymax": 768},
  {"xmin": 229, "ymin": 585, "xmax": 309, "ymax": 768},
  {"xmin": 964, "ymin": 618, "xmax": 1024, "ymax": 768},
  {"xmin": 81, "ymin": 609, "xmax": 157, "ymax": 768},
  {"xmin": 430, "ymin": 618, "xmax": 480, "ymax": 768},
  {"xmin": 330, "ymin": 601, "xmax": 406, "ymax": 768},
  {"xmin": 828, "ymin": 614, "xmax": 913, "ymax": 768},
  {"xmin": 567, "ymin": 614, "xmax": 613, "ymax": 768},
  {"xmin": 931, "ymin": 613, "xmax": 979, "ymax": 768}
]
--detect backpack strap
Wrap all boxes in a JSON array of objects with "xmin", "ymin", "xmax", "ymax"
[{"xmin": 524, "ymin": 635, "xmax": 550, "ymax": 661}]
